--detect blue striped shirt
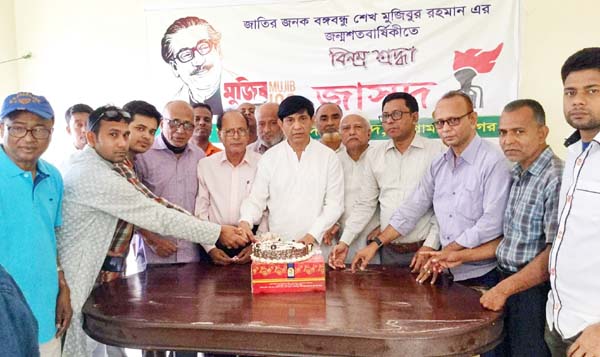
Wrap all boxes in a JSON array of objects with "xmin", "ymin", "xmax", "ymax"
[{"xmin": 496, "ymin": 147, "xmax": 563, "ymax": 272}]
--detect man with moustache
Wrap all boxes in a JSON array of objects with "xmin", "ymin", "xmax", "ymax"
[
  {"xmin": 325, "ymin": 112, "xmax": 380, "ymax": 266},
  {"xmin": 314, "ymin": 102, "xmax": 343, "ymax": 152},
  {"xmin": 190, "ymin": 103, "xmax": 221, "ymax": 156},
  {"xmin": 238, "ymin": 102, "xmax": 258, "ymax": 144},
  {"xmin": 351, "ymin": 91, "xmax": 511, "ymax": 292},
  {"xmin": 162, "ymin": 16, "xmax": 224, "ymax": 115},
  {"xmin": 57, "ymin": 105, "xmax": 248, "ymax": 356},
  {"xmin": 247, "ymin": 102, "xmax": 284, "ymax": 154},
  {"xmin": 330, "ymin": 93, "xmax": 443, "ymax": 268},
  {"xmin": 239, "ymin": 95, "xmax": 344, "ymax": 249},
  {"xmin": 544, "ymin": 47, "xmax": 600, "ymax": 357},
  {"xmin": 196, "ymin": 110, "xmax": 263, "ymax": 265},
  {"xmin": 425, "ymin": 99, "xmax": 562, "ymax": 356},
  {"xmin": 134, "ymin": 100, "xmax": 207, "ymax": 267},
  {"xmin": 0, "ymin": 92, "xmax": 72, "ymax": 357}
]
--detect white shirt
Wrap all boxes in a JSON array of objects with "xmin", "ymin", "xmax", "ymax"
[
  {"xmin": 195, "ymin": 150, "xmax": 262, "ymax": 252},
  {"xmin": 340, "ymin": 136, "xmax": 444, "ymax": 248},
  {"xmin": 332, "ymin": 145, "xmax": 381, "ymax": 264},
  {"xmin": 57, "ymin": 147, "xmax": 221, "ymax": 357},
  {"xmin": 547, "ymin": 135, "xmax": 600, "ymax": 339},
  {"xmin": 239, "ymin": 139, "xmax": 344, "ymax": 243}
]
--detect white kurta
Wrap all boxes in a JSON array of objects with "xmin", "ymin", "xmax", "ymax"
[
  {"xmin": 57, "ymin": 147, "xmax": 221, "ymax": 357},
  {"xmin": 239, "ymin": 139, "xmax": 344, "ymax": 244}
]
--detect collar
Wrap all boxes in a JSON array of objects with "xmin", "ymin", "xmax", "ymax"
[
  {"xmin": 384, "ymin": 133, "xmax": 426, "ymax": 152},
  {"xmin": 285, "ymin": 137, "xmax": 313, "ymax": 154},
  {"xmin": 443, "ymin": 134, "xmax": 481, "ymax": 165},
  {"xmin": 153, "ymin": 134, "xmax": 191, "ymax": 154},
  {"xmin": 0, "ymin": 145, "xmax": 49, "ymax": 178},
  {"xmin": 219, "ymin": 150, "xmax": 251, "ymax": 166},
  {"xmin": 512, "ymin": 146, "xmax": 554, "ymax": 178}
]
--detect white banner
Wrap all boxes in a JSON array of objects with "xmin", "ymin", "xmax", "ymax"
[{"xmin": 145, "ymin": 0, "xmax": 519, "ymax": 138}]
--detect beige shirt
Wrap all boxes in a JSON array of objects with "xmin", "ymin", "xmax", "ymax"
[
  {"xmin": 195, "ymin": 150, "xmax": 262, "ymax": 252},
  {"xmin": 333, "ymin": 145, "xmax": 381, "ymax": 263},
  {"xmin": 340, "ymin": 136, "xmax": 444, "ymax": 248}
]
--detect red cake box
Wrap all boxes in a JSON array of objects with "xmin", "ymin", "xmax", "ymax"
[{"xmin": 251, "ymin": 253, "xmax": 326, "ymax": 294}]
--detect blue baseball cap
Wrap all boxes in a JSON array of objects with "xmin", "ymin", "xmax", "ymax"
[{"xmin": 1, "ymin": 92, "xmax": 55, "ymax": 120}]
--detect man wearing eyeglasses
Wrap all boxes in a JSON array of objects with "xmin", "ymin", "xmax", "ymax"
[
  {"xmin": 352, "ymin": 91, "xmax": 511, "ymax": 293},
  {"xmin": 196, "ymin": 110, "xmax": 263, "ymax": 265},
  {"xmin": 162, "ymin": 16, "xmax": 224, "ymax": 116},
  {"xmin": 330, "ymin": 92, "xmax": 444, "ymax": 269},
  {"xmin": 134, "ymin": 100, "xmax": 208, "ymax": 268},
  {"xmin": 0, "ymin": 92, "xmax": 72, "ymax": 357}
]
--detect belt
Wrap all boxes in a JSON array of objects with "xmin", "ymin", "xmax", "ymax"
[
  {"xmin": 386, "ymin": 240, "xmax": 424, "ymax": 254},
  {"xmin": 101, "ymin": 256, "xmax": 126, "ymax": 273}
]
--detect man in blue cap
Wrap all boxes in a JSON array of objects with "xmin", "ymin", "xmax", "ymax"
[{"xmin": 0, "ymin": 92, "xmax": 72, "ymax": 357}]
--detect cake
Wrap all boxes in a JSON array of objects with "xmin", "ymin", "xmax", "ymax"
[{"xmin": 250, "ymin": 232, "xmax": 316, "ymax": 263}]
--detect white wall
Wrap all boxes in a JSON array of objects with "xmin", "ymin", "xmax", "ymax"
[
  {"xmin": 0, "ymin": 0, "xmax": 18, "ymax": 96},
  {"xmin": 3, "ymin": 0, "xmax": 600, "ymax": 161}
]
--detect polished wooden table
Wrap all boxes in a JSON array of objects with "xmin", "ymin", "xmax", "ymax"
[{"xmin": 82, "ymin": 262, "xmax": 503, "ymax": 356}]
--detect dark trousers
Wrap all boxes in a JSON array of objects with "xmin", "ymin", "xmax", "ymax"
[
  {"xmin": 502, "ymin": 274, "xmax": 551, "ymax": 357},
  {"xmin": 544, "ymin": 323, "xmax": 580, "ymax": 357}
]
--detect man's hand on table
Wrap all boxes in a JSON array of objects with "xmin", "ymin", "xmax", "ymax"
[
  {"xmin": 234, "ymin": 245, "xmax": 252, "ymax": 264},
  {"xmin": 350, "ymin": 242, "xmax": 378, "ymax": 273},
  {"xmin": 209, "ymin": 248, "xmax": 234, "ymax": 266},
  {"xmin": 410, "ymin": 246, "xmax": 435, "ymax": 273},
  {"xmin": 328, "ymin": 242, "xmax": 348, "ymax": 270}
]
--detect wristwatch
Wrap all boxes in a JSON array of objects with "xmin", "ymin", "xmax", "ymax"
[{"xmin": 372, "ymin": 236, "xmax": 384, "ymax": 249}]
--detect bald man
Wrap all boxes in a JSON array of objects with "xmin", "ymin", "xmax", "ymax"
[
  {"xmin": 248, "ymin": 102, "xmax": 285, "ymax": 154},
  {"xmin": 134, "ymin": 100, "xmax": 208, "ymax": 267},
  {"xmin": 326, "ymin": 113, "xmax": 381, "ymax": 267},
  {"xmin": 238, "ymin": 102, "xmax": 258, "ymax": 144}
]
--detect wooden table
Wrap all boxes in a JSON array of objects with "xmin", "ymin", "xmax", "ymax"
[{"xmin": 82, "ymin": 262, "xmax": 503, "ymax": 356}]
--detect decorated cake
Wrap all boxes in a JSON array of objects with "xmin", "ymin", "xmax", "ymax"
[
  {"xmin": 250, "ymin": 233, "xmax": 325, "ymax": 294},
  {"xmin": 250, "ymin": 232, "xmax": 316, "ymax": 263}
]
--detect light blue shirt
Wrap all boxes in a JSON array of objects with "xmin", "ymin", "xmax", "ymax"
[
  {"xmin": 0, "ymin": 145, "xmax": 62, "ymax": 343},
  {"xmin": 389, "ymin": 135, "xmax": 511, "ymax": 281}
]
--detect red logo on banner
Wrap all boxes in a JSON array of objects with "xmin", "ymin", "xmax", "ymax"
[{"xmin": 453, "ymin": 43, "xmax": 503, "ymax": 108}]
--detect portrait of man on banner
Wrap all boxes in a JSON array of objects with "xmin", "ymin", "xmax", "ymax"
[{"xmin": 161, "ymin": 16, "xmax": 224, "ymax": 116}]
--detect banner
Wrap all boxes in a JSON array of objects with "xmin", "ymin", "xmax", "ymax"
[{"xmin": 145, "ymin": 0, "xmax": 519, "ymax": 139}]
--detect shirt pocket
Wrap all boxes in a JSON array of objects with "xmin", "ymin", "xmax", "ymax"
[{"xmin": 456, "ymin": 176, "xmax": 483, "ymax": 222}]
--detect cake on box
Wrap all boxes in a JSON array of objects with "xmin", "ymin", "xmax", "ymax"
[{"xmin": 251, "ymin": 233, "xmax": 326, "ymax": 294}]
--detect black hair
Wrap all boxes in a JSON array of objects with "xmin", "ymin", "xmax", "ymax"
[
  {"xmin": 561, "ymin": 47, "xmax": 600, "ymax": 83},
  {"xmin": 216, "ymin": 110, "xmax": 248, "ymax": 130},
  {"xmin": 503, "ymin": 99, "xmax": 546, "ymax": 125},
  {"xmin": 192, "ymin": 102, "xmax": 213, "ymax": 114},
  {"xmin": 88, "ymin": 105, "xmax": 132, "ymax": 135},
  {"xmin": 64, "ymin": 103, "xmax": 93, "ymax": 125},
  {"xmin": 381, "ymin": 92, "xmax": 419, "ymax": 113},
  {"xmin": 277, "ymin": 95, "xmax": 314, "ymax": 120},
  {"xmin": 123, "ymin": 100, "xmax": 162, "ymax": 127}
]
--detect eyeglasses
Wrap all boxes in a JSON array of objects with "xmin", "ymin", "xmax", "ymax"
[
  {"xmin": 222, "ymin": 128, "xmax": 249, "ymax": 137},
  {"xmin": 176, "ymin": 40, "xmax": 215, "ymax": 63},
  {"xmin": 378, "ymin": 110, "xmax": 411, "ymax": 123},
  {"xmin": 89, "ymin": 108, "xmax": 131, "ymax": 131},
  {"xmin": 165, "ymin": 118, "xmax": 195, "ymax": 132},
  {"xmin": 6, "ymin": 125, "xmax": 53, "ymax": 139},
  {"xmin": 433, "ymin": 111, "xmax": 473, "ymax": 129}
]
